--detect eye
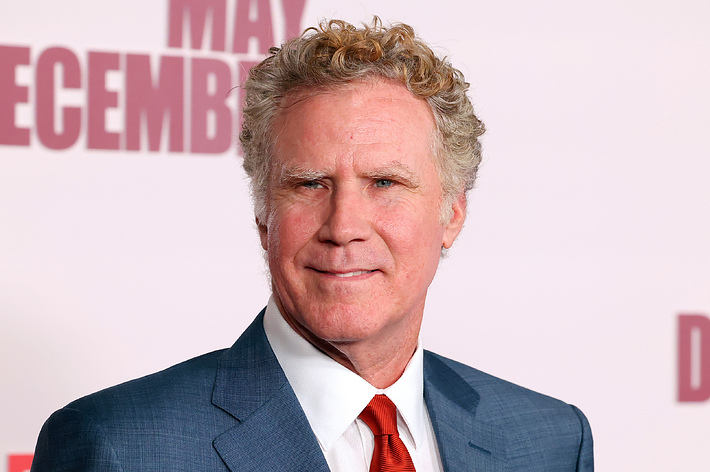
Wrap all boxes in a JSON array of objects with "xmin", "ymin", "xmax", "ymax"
[
  {"xmin": 374, "ymin": 179, "xmax": 394, "ymax": 188},
  {"xmin": 300, "ymin": 180, "xmax": 324, "ymax": 189}
]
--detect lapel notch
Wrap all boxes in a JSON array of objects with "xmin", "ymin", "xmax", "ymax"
[
  {"xmin": 213, "ymin": 383, "xmax": 329, "ymax": 472},
  {"xmin": 424, "ymin": 352, "xmax": 507, "ymax": 472},
  {"xmin": 210, "ymin": 312, "xmax": 330, "ymax": 472}
]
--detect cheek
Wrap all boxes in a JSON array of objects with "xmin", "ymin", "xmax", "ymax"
[
  {"xmin": 268, "ymin": 206, "xmax": 321, "ymax": 260},
  {"xmin": 378, "ymin": 210, "xmax": 443, "ymax": 298},
  {"xmin": 377, "ymin": 199, "xmax": 446, "ymax": 256}
]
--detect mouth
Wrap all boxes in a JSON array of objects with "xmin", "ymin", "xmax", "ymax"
[
  {"xmin": 313, "ymin": 269, "xmax": 378, "ymax": 278},
  {"xmin": 332, "ymin": 270, "xmax": 376, "ymax": 278}
]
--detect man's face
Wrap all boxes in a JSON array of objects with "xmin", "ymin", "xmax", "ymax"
[{"xmin": 259, "ymin": 80, "xmax": 466, "ymax": 356}]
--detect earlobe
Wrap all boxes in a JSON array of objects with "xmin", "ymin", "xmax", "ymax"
[
  {"xmin": 257, "ymin": 217, "xmax": 268, "ymax": 250},
  {"xmin": 442, "ymin": 192, "xmax": 467, "ymax": 249}
]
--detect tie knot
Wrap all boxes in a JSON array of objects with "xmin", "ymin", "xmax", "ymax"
[{"xmin": 359, "ymin": 394, "xmax": 399, "ymax": 436}]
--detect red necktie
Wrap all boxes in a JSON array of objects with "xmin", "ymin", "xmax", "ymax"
[{"xmin": 359, "ymin": 395, "xmax": 416, "ymax": 472}]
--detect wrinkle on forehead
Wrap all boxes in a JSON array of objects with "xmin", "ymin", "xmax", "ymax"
[
  {"xmin": 275, "ymin": 80, "xmax": 433, "ymax": 135},
  {"xmin": 272, "ymin": 81, "xmax": 436, "ymax": 160}
]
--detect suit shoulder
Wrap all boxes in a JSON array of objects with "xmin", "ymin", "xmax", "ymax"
[
  {"xmin": 65, "ymin": 349, "xmax": 228, "ymax": 419},
  {"xmin": 33, "ymin": 349, "xmax": 236, "ymax": 471},
  {"xmin": 424, "ymin": 351, "xmax": 594, "ymax": 470},
  {"xmin": 424, "ymin": 350, "xmax": 587, "ymax": 422}
]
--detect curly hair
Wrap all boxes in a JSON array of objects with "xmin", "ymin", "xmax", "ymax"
[{"xmin": 240, "ymin": 17, "xmax": 485, "ymax": 223}]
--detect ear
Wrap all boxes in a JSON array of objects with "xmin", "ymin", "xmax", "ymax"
[
  {"xmin": 442, "ymin": 192, "xmax": 467, "ymax": 249},
  {"xmin": 257, "ymin": 216, "xmax": 268, "ymax": 251}
]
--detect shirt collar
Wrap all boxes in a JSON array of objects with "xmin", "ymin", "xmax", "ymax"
[{"xmin": 262, "ymin": 296, "xmax": 427, "ymax": 451}]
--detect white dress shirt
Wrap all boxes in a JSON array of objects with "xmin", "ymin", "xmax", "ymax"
[{"xmin": 263, "ymin": 297, "xmax": 444, "ymax": 472}]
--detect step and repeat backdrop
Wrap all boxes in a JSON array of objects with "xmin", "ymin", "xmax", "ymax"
[{"xmin": 1, "ymin": 0, "xmax": 709, "ymax": 470}]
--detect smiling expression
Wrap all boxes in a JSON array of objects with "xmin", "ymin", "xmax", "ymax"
[{"xmin": 259, "ymin": 80, "xmax": 466, "ymax": 359}]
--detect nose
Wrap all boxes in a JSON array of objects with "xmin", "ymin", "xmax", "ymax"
[{"xmin": 316, "ymin": 186, "xmax": 372, "ymax": 246}]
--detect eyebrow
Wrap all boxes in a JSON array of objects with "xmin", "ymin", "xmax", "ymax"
[
  {"xmin": 362, "ymin": 162, "xmax": 421, "ymax": 188},
  {"xmin": 277, "ymin": 161, "xmax": 421, "ymax": 188},
  {"xmin": 277, "ymin": 166, "xmax": 328, "ymax": 187}
]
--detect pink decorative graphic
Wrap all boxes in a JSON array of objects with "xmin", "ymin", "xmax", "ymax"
[
  {"xmin": 678, "ymin": 314, "xmax": 710, "ymax": 402},
  {"xmin": 8, "ymin": 454, "xmax": 33, "ymax": 472}
]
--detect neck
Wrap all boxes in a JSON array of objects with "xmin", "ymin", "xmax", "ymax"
[
  {"xmin": 276, "ymin": 300, "xmax": 422, "ymax": 389},
  {"xmin": 324, "ymin": 329, "xmax": 420, "ymax": 388}
]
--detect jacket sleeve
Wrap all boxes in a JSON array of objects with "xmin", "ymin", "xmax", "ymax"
[
  {"xmin": 31, "ymin": 407, "xmax": 124, "ymax": 472},
  {"xmin": 571, "ymin": 405, "xmax": 594, "ymax": 471}
]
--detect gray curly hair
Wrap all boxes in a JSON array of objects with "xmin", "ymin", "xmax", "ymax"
[{"xmin": 239, "ymin": 17, "xmax": 485, "ymax": 223}]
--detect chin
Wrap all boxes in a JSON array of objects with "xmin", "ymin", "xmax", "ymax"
[{"xmin": 305, "ymin": 305, "xmax": 394, "ymax": 340}]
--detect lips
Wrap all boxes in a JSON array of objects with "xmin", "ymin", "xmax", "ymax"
[
  {"xmin": 311, "ymin": 268, "xmax": 377, "ymax": 277},
  {"xmin": 332, "ymin": 270, "xmax": 375, "ymax": 278}
]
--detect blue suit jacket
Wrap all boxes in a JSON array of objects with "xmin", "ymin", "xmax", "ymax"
[{"xmin": 32, "ymin": 312, "xmax": 593, "ymax": 471}]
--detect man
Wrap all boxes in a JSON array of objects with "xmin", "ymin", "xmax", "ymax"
[{"xmin": 32, "ymin": 18, "xmax": 593, "ymax": 471}]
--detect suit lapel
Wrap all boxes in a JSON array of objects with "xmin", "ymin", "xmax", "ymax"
[
  {"xmin": 424, "ymin": 352, "xmax": 507, "ymax": 472},
  {"xmin": 211, "ymin": 312, "xmax": 330, "ymax": 472}
]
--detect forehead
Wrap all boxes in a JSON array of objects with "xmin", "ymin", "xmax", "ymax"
[{"xmin": 271, "ymin": 81, "xmax": 436, "ymax": 168}]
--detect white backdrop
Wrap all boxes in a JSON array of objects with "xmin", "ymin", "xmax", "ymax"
[{"xmin": 2, "ymin": 0, "xmax": 709, "ymax": 470}]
